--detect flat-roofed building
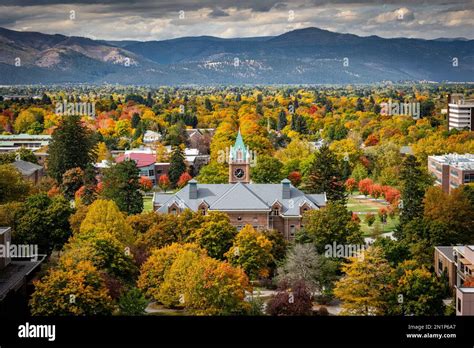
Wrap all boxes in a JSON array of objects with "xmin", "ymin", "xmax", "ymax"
[
  {"xmin": 447, "ymin": 94, "xmax": 474, "ymax": 131},
  {"xmin": 428, "ymin": 153, "xmax": 474, "ymax": 193},
  {"xmin": 0, "ymin": 134, "xmax": 51, "ymax": 153}
]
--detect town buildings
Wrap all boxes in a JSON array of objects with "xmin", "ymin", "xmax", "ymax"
[
  {"xmin": 153, "ymin": 131, "xmax": 326, "ymax": 240},
  {"xmin": 447, "ymin": 94, "xmax": 474, "ymax": 131},
  {"xmin": 427, "ymin": 153, "xmax": 474, "ymax": 193},
  {"xmin": 435, "ymin": 246, "xmax": 474, "ymax": 315}
]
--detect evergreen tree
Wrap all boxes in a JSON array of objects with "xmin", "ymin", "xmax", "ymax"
[
  {"xmin": 399, "ymin": 155, "xmax": 430, "ymax": 227},
  {"xmin": 355, "ymin": 97, "xmax": 365, "ymax": 112},
  {"xmin": 277, "ymin": 110, "xmax": 287, "ymax": 131},
  {"xmin": 168, "ymin": 146, "xmax": 187, "ymax": 188},
  {"xmin": 47, "ymin": 115, "xmax": 97, "ymax": 183},
  {"xmin": 82, "ymin": 163, "xmax": 98, "ymax": 205},
  {"xmin": 303, "ymin": 145, "xmax": 346, "ymax": 202},
  {"xmin": 101, "ymin": 159, "xmax": 143, "ymax": 214},
  {"xmin": 131, "ymin": 113, "xmax": 140, "ymax": 128},
  {"xmin": 204, "ymin": 98, "xmax": 213, "ymax": 112}
]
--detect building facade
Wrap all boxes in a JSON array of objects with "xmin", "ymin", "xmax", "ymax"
[
  {"xmin": 447, "ymin": 94, "xmax": 474, "ymax": 131},
  {"xmin": 435, "ymin": 246, "xmax": 474, "ymax": 315},
  {"xmin": 153, "ymin": 130, "xmax": 326, "ymax": 240},
  {"xmin": 428, "ymin": 154, "xmax": 474, "ymax": 193}
]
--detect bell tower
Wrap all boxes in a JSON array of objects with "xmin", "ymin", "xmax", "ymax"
[{"xmin": 229, "ymin": 129, "xmax": 250, "ymax": 184}]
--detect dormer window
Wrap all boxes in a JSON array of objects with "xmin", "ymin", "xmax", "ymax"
[
  {"xmin": 272, "ymin": 208, "xmax": 279, "ymax": 216},
  {"xmin": 170, "ymin": 208, "xmax": 178, "ymax": 215},
  {"xmin": 201, "ymin": 207, "xmax": 206, "ymax": 216}
]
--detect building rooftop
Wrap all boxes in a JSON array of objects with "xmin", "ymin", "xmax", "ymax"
[
  {"xmin": 154, "ymin": 181, "xmax": 327, "ymax": 216},
  {"xmin": 0, "ymin": 260, "xmax": 44, "ymax": 301},
  {"xmin": 435, "ymin": 246, "xmax": 455, "ymax": 263},
  {"xmin": 0, "ymin": 134, "xmax": 52, "ymax": 140},
  {"xmin": 429, "ymin": 153, "xmax": 474, "ymax": 170},
  {"xmin": 116, "ymin": 153, "xmax": 156, "ymax": 168},
  {"xmin": 11, "ymin": 160, "xmax": 43, "ymax": 176}
]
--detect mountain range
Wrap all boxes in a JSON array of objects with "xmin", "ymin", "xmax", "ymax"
[{"xmin": 0, "ymin": 26, "xmax": 473, "ymax": 85}]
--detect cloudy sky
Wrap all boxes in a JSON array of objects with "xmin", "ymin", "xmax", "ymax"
[{"xmin": 0, "ymin": 0, "xmax": 473, "ymax": 41}]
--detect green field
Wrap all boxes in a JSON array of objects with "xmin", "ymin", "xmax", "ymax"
[
  {"xmin": 143, "ymin": 195, "xmax": 153, "ymax": 212},
  {"xmin": 347, "ymin": 195, "xmax": 399, "ymax": 237}
]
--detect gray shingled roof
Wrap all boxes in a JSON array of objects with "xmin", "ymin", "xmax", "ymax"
[
  {"xmin": 435, "ymin": 246, "xmax": 455, "ymax": 262},
  {"xmin": 12, "ymin": 160, "xmax": 42, "ymax": 176},
  {"xmin": 154, "ymin": 182, "xmax": 326, "ymax": 216}
]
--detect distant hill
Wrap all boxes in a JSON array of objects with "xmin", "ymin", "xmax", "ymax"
[{"xmin": 0, "ymin": 26, "xmax": 473, "ymax": 85}]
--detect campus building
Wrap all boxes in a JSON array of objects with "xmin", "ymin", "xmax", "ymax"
[
  {"xmin": 435, "ymin": 246, "xmax": 474, "ymax": 316},
  {"xmin": 153, "ymin": 131, "xmax": 326, "ymax": 240},
  {"xmin": 427, "ymin": 153, "xmax": 474, "ymax": 193},
  {"xmin": 0, "ymin": 134, "xmax": 51, "ymax": 153},
  {"xmin": 447, "ymin": 94, "xmax": 474, "ymax": 131}
]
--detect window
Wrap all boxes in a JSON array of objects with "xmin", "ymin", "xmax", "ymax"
[
  {"xmin": 290, "ymin": 225, "xmax": 296, "ymax": 238},
  {"xmin": 253, "ymin": 217, "xmax": 258, "ymax": 222},
  {"xmin": 458, "ymin": 298, "xmax": 461, "ymax": 312},
  {"xmin": 201, "ymin": 208, "xmax": 206, "ymax": 216},
  {"xmin": 237, "ymin": 216, "xmax": 242, "ymax": 221},
  {"xmin": 464, "ymin": 173, "xmax": 474, "ymax": 183},
  {"xmin": 170, "ymin": 208, "xmax": 177, "ymax": 215},
  {"xmin": 438, "ymin": 260, "xmax": 443, "ymax": 274},
  {"xmin": 450, "ymin": 169, "xmax": 458, "ymax": 177},
  {"xmin": 149, "ymin": 169, "xmax": 155, "ymax": 176},
  {"xmin": 271, "ymin": 208, "xmax": 279, "ymax": 216}
]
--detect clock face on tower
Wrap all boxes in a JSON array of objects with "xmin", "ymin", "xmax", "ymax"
[{"xmin": 234, "ymin": 168, "xmax": 245, "ymax": 179}]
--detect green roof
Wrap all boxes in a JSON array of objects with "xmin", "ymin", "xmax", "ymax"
[{"xmin": 230, "ymin": 129, "xmax": 248, "ymax": 161}]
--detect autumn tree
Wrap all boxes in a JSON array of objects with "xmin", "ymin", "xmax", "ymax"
[
  {"xmin": 62, "ymin": 167, "xmax": 84, "ymax": 200},
  {"xmin": 118, "ymin": 287, "xmax": 148, "ymax": 315},
  {"xmin": 177, "ymin": 172, "xmax": 192, "ymax": 188},
  {"xmin": 389, "ymin": 260, "xmax": 446, "ymax": 316},
  {"xmin": 334, "ymin": 246, "xmax": 393, "ymax": 315},
  {"xmin": 0, "ymin": 164, "xmax": 30, "ymax": 204},
  {"xmin": 30, "ymin": 258, "xmax": 113, "ymax": 316},
  {"xmin": 191, "ymin": 212, "xmax": 237, "ymax": 260},
  {"xmin": 225, "ymin": 225, "xmax": 273, "ymax": 279},
  {"xmin": 266, "ymin": 279, "xmax": 313, "ymax": 316},
  {"xmin": 79, "ymin": 199, "xmax": 134, "ymax": 246},
  {"xmin": 158, "ymin": 174, "xmax": 171, "ymax": 192},
  {"xmin": 101, "ymin": 159, "xmax": 143, "ymax": 215}
]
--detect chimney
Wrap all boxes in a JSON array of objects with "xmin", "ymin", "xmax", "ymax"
[
  {"xmin": 282, "ymin": 179, "xmax": 291, "ymax": 199},
  {"xmin": 189, "ymin": 179, "xmax": 198, "ymax": 199}
]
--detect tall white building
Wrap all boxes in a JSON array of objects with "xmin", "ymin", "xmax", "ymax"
[{"xmin": 448, "ymin": 94, "xmax": 474, "ymax": 131}]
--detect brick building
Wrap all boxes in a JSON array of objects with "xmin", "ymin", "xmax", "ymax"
[
  {"xmin": 153, "ymin": 130, "xmax": 326, "ymax": 240},
  {"xmin": 435, "ymin": 246, "xmax": 474, "ymax": 315},
  {"xmin": 427, "ymin": 153, "xmax": 474, "ymax": 193}
]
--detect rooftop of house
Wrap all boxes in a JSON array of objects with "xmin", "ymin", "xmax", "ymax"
[
  {"xmin": 0, "ymin": 134, "xmax": 52, "ymax": 140},
  {"xmin": 154, "ymin": 180, "xmax": 326, "ymax": 216},
  {"xmin": 11, "ymin": 160, "xmax": 43, "ymax": 176},
  {"xmin": 435, "ymin": 246, "xmax": 455, "ymax": 263},
  {"xmin": 116, "ymin": 153, "xmax": 156, "ymax": 168},
  {"xmin": 429, "ymin": 153, "xmax": 474, "ymax": 170}
]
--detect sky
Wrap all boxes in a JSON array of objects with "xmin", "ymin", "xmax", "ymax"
[{"xmin": 0, "ymin": 0, "xmax": 473, "ymax": 41}]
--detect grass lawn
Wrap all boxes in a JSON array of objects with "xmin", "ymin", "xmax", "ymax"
[
  {"xmin": 143, "ymin": 195, "xmax": 153, "ymax": 212},
  {"xmin": 347, "ymin": 194, "xmax": 399, "ymax": 237}
]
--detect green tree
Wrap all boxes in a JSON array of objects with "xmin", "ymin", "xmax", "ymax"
[
  {"xmin": 0, "ymin": 164, "xmax": 30, "ymax": 204},
  {"xmin": 196, "ymin": 162, "xmax": 228, "ymax": 184},
  {"xmin": 351, "ymin": 163, "xmax": 368, "ymax": 183},
  {"xmin": 81, "ymin": 164, "xmax": 98, "ymax": 205},
  {"xmin": 118, "ymin": 287, "xmax": 148, "ymax": 315},
  {"xmin": 390, "ymin": 260, "xmax": 446, "ymax": 315},
  {"xmin": 303, "ymin": 145, "xmax": 346, "ymax": 202},
  {"xmin": 251, "ymin": 155, "xmax": 284, "ymax": 183},
  {"xmin": 101, "ymin": 159, "xmax": 143, "ymax": 215},
  {"xmin": 168, "ymin": 146, "xmax": 187, "ymax": 188},
  {"xmin": 399, "ymin": 155, "xmax": 431, "ymax": 227},
  {"xmin": 14, "ymin": 193, "xmax": 73, "ymax": 255},
  {"xmin": 47, "ymin": 115, "xmax": 97, "ymax": 183},
  {"xmin": 299, "ymin": 202, "xmax": 363, "ymax": 254}
]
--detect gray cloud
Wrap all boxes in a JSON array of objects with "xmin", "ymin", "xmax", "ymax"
[{"xmin": 0, "ymin": 0, "xmax": 472, "ymax": 40}]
